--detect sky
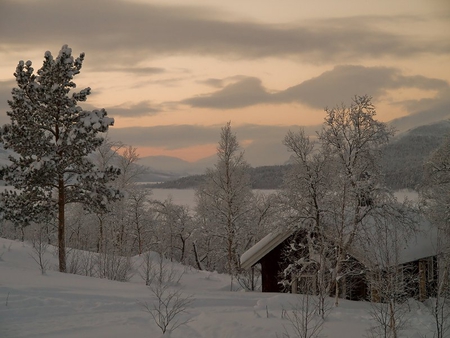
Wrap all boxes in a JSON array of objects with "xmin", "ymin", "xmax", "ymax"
[{"xmin": 0, "ymin": 0, "xmax": 449, "ymax": 166}]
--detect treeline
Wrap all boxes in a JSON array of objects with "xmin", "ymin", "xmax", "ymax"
[{"xmin": 150, "ymin": 165, "xmax": 290, "ymax": 190}]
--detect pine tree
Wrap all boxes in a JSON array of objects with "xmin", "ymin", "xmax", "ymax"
[{"xmin": 0, "ymin": 45, "xmax": 120, "ymax": 272}]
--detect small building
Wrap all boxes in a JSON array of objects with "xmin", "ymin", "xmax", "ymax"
[
  {"xmin": 240, "ymin": 229, "xmax": 368, "ymax": 300},
  {"xmin": 240, "ymin": 221, "xmax": 442, "ymax": 302},
  {"xmin": 240, "ymin": 230, "xmax": 294, "ymax": 293}
]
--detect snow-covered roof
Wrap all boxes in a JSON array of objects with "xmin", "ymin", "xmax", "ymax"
[
  {"xmin": 240, "ymin": 229, "xmax": 294, "ymax": 270},
  {"xmin": 240, "ymin": 218, "xmax": 439, "ymax": 271},
  {"xmin": 397, "ymin": 221, "xmax": 438, "ymax": 265}
]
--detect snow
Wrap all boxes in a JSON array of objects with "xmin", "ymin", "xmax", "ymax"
[
  {"xmin": 0, "ymin": 237, "xmax": 439, "ymax": 337},
  {"xmin": 397, "ymin": 218, "xmax": 438, "ymax": 265},
  {"xmin": 240, "ymin": 230, "xmax": 294, "ymax": 269}
]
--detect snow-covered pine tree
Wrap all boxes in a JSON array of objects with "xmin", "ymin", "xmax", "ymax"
[{"xmin": 0, "ymin": 45, "xmax": 121, "ymax": 273}]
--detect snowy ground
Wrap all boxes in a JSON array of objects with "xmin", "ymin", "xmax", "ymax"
[{"xmin": 0, "ymin": 237, "xmax": 437, "ymax": 338}]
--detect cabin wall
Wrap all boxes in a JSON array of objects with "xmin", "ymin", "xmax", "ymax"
[{"xmin": 259, "ymin": 244, "xmax": 286, "ymax": 292}]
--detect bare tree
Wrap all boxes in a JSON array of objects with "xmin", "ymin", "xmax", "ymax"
[
  {"xmin": 427, "ymin": 234, "xmax": 450, "ymax": 338},
  {"xmin": 280, "ymin": 96, "xmax": 395, "ymax": 307},
  {"xmin": 91, "ymin": 138, "xmax": 124, "ymax": 253},
  {"xmin": 280, "ymin": 129, "xmax": 334, "ymax": 316},
  {"xmin": 318, "ymin": 95, "xmax": 394, "ymax": 306},
  {"xmin": 364, "ymin": 216, "xmax": 416, "ymax": 338},
  {"xmin": 195, "ymin": 122, "xmax": 254, "ymax": 276},
  {"xmin": 279, "ymin": 280, "xmax": 328, "ymax": 338},
  {"xmin": 128, "ymin": 186, "xmax": 153, "ymax": 255},
  {"xmin": 152, "ymin": 198, "xmax": 193, "ymax": 263},
  {"xmin": 421, "ymin": 136, "xmax": 450, "ymax": 338},
  {"xmin": 139, "ymin": 253, "xmax": 194, "ymax": 335},
  {"xmin": 29, "ymin": 224, "xmax": 50, "ymax": 274}
]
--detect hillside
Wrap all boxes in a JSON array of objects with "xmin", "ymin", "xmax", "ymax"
[
  {"xmin": 381, "ymin": 121, "xmax": 450, "ymax": 190},
  {"xmin": 0, "ymin": 237, "xmax": 438, "ymax": 338},
  {"xmin": 148, "ymin": 165, "xmax": 291, "ymax": 190},
  {"xmin": 148, "ymin": 121, "xmax": 450, "ymax": 191},
  {"xmin": 1, "ymin": 121, "xmax": 449, "ymax": 189}
]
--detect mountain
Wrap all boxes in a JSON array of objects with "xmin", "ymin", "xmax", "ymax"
[
  {"xmin": 137, "ymin": 155, "xmax": 216, "ymax": 177},
  {"xmin": 1, "ymin": 121, "xmax": 449, "ymax": 187},
  {"xmin": 150, "ymin": 120, "xmax": 450, "ymax": 190},
  {"xmin": 381, "ymin": 120, "xmax": 450, "ymax": 190},
  {"xmin": 149, "ymin": 164, "xmax": 291, "ymax": 189},
  {"xmin": 136, "ymin": 142, "xmax": 291, "ymax": 178},
  {"xmin": 138, "ymin": 155, "xmax": 193, "ymax": 174}
]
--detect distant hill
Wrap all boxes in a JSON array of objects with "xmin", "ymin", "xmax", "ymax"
[
  {"xmin": 147, "ymin": 165, "xmax": 291, "ymax": 190},
  {"xmin": 1, "ymin": 121, "xmax": 449, "ymax": 190},
  {"xmin": 147, "ymin": 121, "xmax": 450, "ymax": 191},
  {"xmin": 381, "ymin": 121, "xmax": 450, "ymax": 190},
  {"xmin": 138, "ymin": 155, "xmax": 216, "ymax": 177}
]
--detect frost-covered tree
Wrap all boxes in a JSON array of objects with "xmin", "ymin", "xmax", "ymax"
[
  {"xmin": 0, "ymin": 45, "xmax": 120, "ymax": 272},
  {"xmin": 318, "ymin": 95, "xmax": 395, "ymax": 306},
  {"xmin": 281, "ymin": 96, "xmax": 399, "ymax": 306},
  {"xmin": 420, "ymin": 133, "xmax": 450, "ymax": 338},
  {"xmin": 195, "ymin": 122, "xmax": 254, "ymax": 276},
  {"xmin": 152, "ymin": 198, "xmax": 193, "ymax": 263},
  {"xmin": 280, "ymin": 129, "xmax": 335, "ymax": 316}
]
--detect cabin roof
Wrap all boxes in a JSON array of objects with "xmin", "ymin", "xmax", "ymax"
[
  {"xmin": 240, "ymin": 218, "xmax": 438, "ymax": 271},
  {"xmin": 240, "ymin": 229, "xmax": 294, "ymax": 270}
]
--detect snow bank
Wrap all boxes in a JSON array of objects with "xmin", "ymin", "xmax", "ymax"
[{"xmin": 0, "ymin": 237, "xmax": 439, "ymax": 338}]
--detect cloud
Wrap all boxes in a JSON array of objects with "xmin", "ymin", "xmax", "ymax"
[
  {"xmin": 181, "ymin": 65, "xmax": 449, "ymax": 110},
  {"xmin": 389, "ymin": 89, "xmax": 450, "ymax": 132},
  {"xmin": 104, "ymin": 101, "xmax": 162, "ymax": 118},
  {"xmin": 198, "ymin": 78, "xmax": 225, "ymax": 88},
  {"xmin": 108, "ymin": 123, "xmax": 321, "ymax": 149},
  {"xmin": 108, "ymin": 124, "xmax": 222, "ymax": 149},
  {"xmin": 0, "ymin": 80, "xmax": 15, "ymax": 125},
  {"xmin": 1, "ymin": 0, "xmax": 448, "ymax": 68},
  {"xmin": 182, "ymin": 77, "xmax": 271, "ymax": 109},
  {"xmin": 278, "ymin": 65, "xmax": 448, "ymax": 108},
  {"xmin": 91, "ymin": 66, "xmax": 166, "ymax": 75}
]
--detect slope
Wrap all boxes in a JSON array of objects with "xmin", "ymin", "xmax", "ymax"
[{"xmin": 0, "ymin": 237, "xmax": 437, "ymax": 338}]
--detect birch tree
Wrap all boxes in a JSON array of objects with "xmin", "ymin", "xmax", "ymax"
[
  {"xmin": 280, "ymin": 129, "xmax": 334, "ymax": 316},
  {"xmin": 281, "ymin": 96, "xmax": 396, "ymax": 306},
  {"xmin": 421, "ymin": 133, "xmax": 450, "ymax": 338},
  {"xmin": 195, "ymin": 122, "xmax": 254, "ymax": 276},
  {"xmin": 319, "ymin": 95, "xmax": 394, "ymax": 306}
]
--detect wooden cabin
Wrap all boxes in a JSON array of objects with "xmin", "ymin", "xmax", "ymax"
[
  {"xmin": 240, "ymin": 223, "xmax": 441, "ymax": 302},
  {"xmin": 240, "ymin": 229, "xmax": 368, "ymax": 300}
]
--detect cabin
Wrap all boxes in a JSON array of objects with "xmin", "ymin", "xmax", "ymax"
[
  {"xmin": 240, "ymin": 229, "xmax": 368, "ymax": 300},
  {"xmin": 240, "ymin": 230, "xmax": 294, "ymax": 293},
  {"xmin": 240, "ymin": 221, "xmax": 443, "ymax": 302}
]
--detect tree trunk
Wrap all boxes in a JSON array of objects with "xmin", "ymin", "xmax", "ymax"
[
  {"xmin": 389, "ymin": 300, "xmax": 397, "ymax": 338},
  {"xmin": 334, "ymin": 250, "xmax": 342, "ymax": 307},
  {"xmin": 58, "ymin": 176, "xmax": 66, "ymax": 272},
  {"xmin": 179, "ymin": 235, "xmax": 186, "ymax": 262},
  {"xmin": 97, "ymin": 214, "xmax": 103, "ymax": 253},
  {"xmin": 192, "ymin": 242, "xmax": 203, "ymax": 271}
]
